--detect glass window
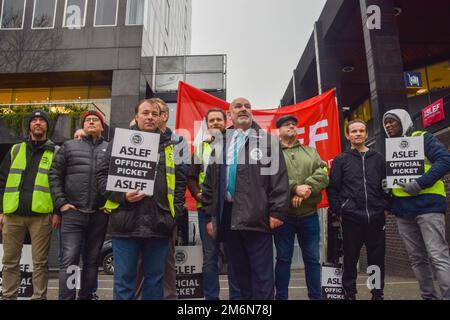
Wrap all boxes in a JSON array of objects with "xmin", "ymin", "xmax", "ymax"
[
  {"xmin": 94, "ymin": 0, "xmax": 118, "ymax": 27},
  {"xmin": 126, "ymin": 0, "xmax": 145, "ymax": 25},
  {"xmin": 51, "ymin": 86, "xmax": 89, "ymax": 101},
  {"xmin": 0, "ymin": 89, "xmax": 13, "ymax": 103},
  {"xmin": 64, "ymin": 0, "xmax": 87, "ymax": 28},
  {"xmin": 88, "ymin": 86, "xmax": 111, "ymax": 99},
  {"xmin": 185, "ymin": 73, "xmax": 224, "ymax": 90},
  {"xmin": 427, "ymin": 61, "xmax": 450, "ymax": 91},
  {"xmin": 155, "ymin": 74, "xmax": 183, "ymax": 92},
  {"xmin": 33, "ymin": 0, "xmax": 57, "ymax": 29},
  {"xmin": 14, "ymin": 88, "xmax": 51, "ymax": 103},
  {"xmin": 0, "ymin": 0, "xmax": 26, "ymax": 29},
  {"xmin": 186, "ymin": 56, "xmax": 224, "ymax": 73}
]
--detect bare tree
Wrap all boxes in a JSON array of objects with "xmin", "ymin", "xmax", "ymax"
[{"xmin": 0, "ymin": 14, "xmax": 69, "ymax": 73}]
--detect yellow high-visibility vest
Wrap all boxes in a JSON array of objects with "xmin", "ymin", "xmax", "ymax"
[
  {"xmin": 392, "ymin": 131, "xmax": 446, "ymax": 198},
  {"xmin": 195, "ymin": 141, "xmax": 213, "ymax": 208},
  {"xmin": 104, "ymin": 144, "xmax": 176, "ymax": 217},
  {"xmin": 3, "ymin": 142, "xmax": 54, "ymax": 214}
]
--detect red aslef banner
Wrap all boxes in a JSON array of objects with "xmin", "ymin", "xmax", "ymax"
[
  {"xmin": 422, "ymin": 98, "xmax": 445, "ymax": 128},
  {"xmin": 176, "ymin": 81, "xmax": 341, "ymax": 210}
]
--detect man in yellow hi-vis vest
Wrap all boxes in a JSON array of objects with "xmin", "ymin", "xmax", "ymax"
[
  {"xmin": 0, "ymin": 109, "xmax": 60, "ymax": 300},
  {"xmin": 187, "ymin": 108, "xmax": 240, "ymax": 300},
  {"xmin": 96, "ymin": 99, "xmax": 187, "ymax": 300},
  {"xmin": 383, "ymin": 108, "xmax": 450, "ymax": 300}
]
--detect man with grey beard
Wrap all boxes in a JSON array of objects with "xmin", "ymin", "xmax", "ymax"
[{"xmin": 202, "ymin": 98, "xmax": 289, "ymax": 300}]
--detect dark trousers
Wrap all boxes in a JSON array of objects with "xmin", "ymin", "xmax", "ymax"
[
  {"xmin": 222, "ymin": 201, "xmax": 274, "ymax": 300},
  {"xmin": 58, "ymin": 210, "xmax": 109, "ymax": 300},
  {"xmin": 341, "ymin": 217, "xmax": 385, "ymax": 297}
]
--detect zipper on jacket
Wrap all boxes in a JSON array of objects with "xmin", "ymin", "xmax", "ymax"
[
  {"xmin": 88, "ymin": 144, "xmax": 94, "ymax": 210},
  {"xmin": 362, "ymin": 152, "xmax": 370, "ymax": 224}
]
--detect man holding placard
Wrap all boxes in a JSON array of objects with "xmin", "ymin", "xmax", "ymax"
[
  {"xmin": 383, "ymin": 109, "xmax": 450, "ymax": 300},
  {"xmin": 97, "ymin": 99, "xmax": 187, "ymax": 300}
]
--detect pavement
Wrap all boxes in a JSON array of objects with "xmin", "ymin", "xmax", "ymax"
[{"xmin": 46, "ymin": 269, "xmax": 424, "ymax": 300}]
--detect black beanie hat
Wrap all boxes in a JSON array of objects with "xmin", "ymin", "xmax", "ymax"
[{"xmin": 28, "ymin": 109, "xmax": 50, "ymax": 131}]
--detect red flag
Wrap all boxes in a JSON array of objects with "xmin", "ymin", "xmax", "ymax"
[
  {"xmin": 176, "ymin": 81, "xmax": 229, "ymax": 148},
  {"xmin": 176, "ymin": 81, "xmax": 341, "ymax": 210}
]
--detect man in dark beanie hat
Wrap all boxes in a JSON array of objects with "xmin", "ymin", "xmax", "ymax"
[
  {"xmin": 27, "ymin": 109, "xmax": 50, "ymax": 134},
  {"xmin": 0, "ymin": 109, "xmax": 60, "ymax": 300}
]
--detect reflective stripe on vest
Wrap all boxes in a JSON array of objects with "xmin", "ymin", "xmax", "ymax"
[
  {"xmin": 165, "ymin": 144, "xmax": 176, "ymax": 218},
  {"xmin": 195, "ymin": 142, "xmax": 213, "ymax": 208},
  {"xmin": 3, "ymin": 143, "xmax": 54, "ymax": 214},
  {"xmin": 392, "ymin": 131, "xmax": 446, "ymax": 198},
  {"xmin": 104, "ymin": 144, "xmax": 176, "ymax": 218}
]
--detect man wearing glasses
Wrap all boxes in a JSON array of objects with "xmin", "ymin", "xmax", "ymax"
[{"xmin": 49, "ymin": 111, "xmax": 109, "ymax": 300}]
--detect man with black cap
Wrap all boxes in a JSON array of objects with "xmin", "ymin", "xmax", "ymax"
[
  {"xmin": 273, "ymin": 114, "xmax": 328, "ymax": 300},
  {"xmin": 49, "ymin": 110, "xmax": 109, "ymax": 300},
  {"xmin": 383, "ymin": 109, "xmax": 450, "ymax": 300},
  {"xmin": 0, "ymin": 109, "xmax": 60, "ymax": 300}
]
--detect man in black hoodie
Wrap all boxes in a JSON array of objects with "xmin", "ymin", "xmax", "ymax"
[
  {"xmin": 327, "ymin": 119, "xmax": 390, "ymax": 300},
  {"xmin": 0, "ymin": 109, "xmax": 60, "ymax": 300},
  {"xmin": 49, "ymin": 110, "xmax": 109, "ymax": 300}
]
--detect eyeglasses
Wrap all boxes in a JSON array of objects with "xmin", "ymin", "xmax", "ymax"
[{"xmin": 84, "ymin": 117, "xmax": 100, "ymax": 123}]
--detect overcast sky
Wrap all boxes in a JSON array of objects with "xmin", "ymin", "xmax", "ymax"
[{"xmin": 191, "ymin": 0, "xmax": 327, "ymax": 109}]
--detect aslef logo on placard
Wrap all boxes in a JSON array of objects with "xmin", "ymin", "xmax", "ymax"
[
  {"xmin": 334, "ymin": 268, "xmax": 342, "ymax": 277},
  {"xmin": 175, "ymin": 249, "xmax": 187, "ymax": 264},
  {"xmin": 130, "ymin": 133, "xmax": 144, "ymax": 146},
  {"xmin": 399, "ymin": 140, "xmax": 409, "ymax": 150}
]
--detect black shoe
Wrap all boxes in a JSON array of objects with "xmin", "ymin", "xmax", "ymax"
[
  {"xmin": 371, "ymin": 293, "xmax": 384, "ymax": 300},
  {"xmin": 78, "ymin": 293, "xmax": 99, "ymax": 300},
  {"xmin": 371, "ymin": 289, "xmax": 384, "ymax": 300},
  {"xmin": 90, "ymin": 293, "xmax": 99, "ymax": 300}
]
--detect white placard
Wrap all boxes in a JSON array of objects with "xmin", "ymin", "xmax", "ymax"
[
  {"xmin": 175, "ymin": 245, "xmax": 203, "ymax": 299},
  {"xmin": 321, "ymin": 265, "xmax": 344, "ymax": 300},
  {"xmin": 0, "ymin": 244, "xmax": 33, "ymax": 300},
  {"xmin": 385, "ymin": 136, "xmax": 425, "ymax": 188},
  {"xmin": 106, "ymin": 128, "xmax": 160, "ymax": 196}
]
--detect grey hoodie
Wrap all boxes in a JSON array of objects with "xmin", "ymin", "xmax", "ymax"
[{"xmin": 382, "ymin": 109, "xmax": 413, "ymax": 137}]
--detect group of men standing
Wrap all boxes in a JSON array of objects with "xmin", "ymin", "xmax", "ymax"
[{"xmin": 0, "ymin": 98, "xmax": 449, "ymax": 300}]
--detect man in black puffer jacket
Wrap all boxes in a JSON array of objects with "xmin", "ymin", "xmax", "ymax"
[
  {"xmin": 97, "ymin": 99, "xmax": 187, "ymax": 300},
  {"xmin": 49, "ymin": 110, "xmax": 109, "ymax": 300},
  {"xmin": 327, "ymin": 119, "xmax": 390, "ymax": 300}
]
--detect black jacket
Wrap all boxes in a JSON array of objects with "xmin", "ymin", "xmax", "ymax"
[
  {"xmin": 202, "ymin": 122, "xmax": 290, "ymax": 239},
  {"xmin": 0, "ymin": 139, "xmax": 58, "ymax": 216},
  {"xmin": 97, "ymin": 128, "xmax": 187, "ymax": 238},
  {"xmin": 327, "ymin": 148, "xmax": 391, "ymax": 224},
  {"xmin": 49, "ymin": 135, "xmax": 109, "ymax": 214}
]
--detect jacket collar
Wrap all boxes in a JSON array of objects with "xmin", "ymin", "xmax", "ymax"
[
  {"xmin": 281, "ymin": 139, "xmax": 301, "ymax": 150},
  {"xmin": 82, "ymin": 134, "xmax": 104, "ymax": 145}
]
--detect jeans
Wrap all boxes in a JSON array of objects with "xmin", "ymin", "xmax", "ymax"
[
  {"xmin": 112, "ymin": 237, "xmax": 168, "ymax": 300},
  {"xmin": 341, "ymin": 217, "xmax": 385, "ymax": 298},
  {"xmin": 198, "ymin": 208, "xmax": 220, "ymax": 299},
  {"xmin": 274, "ymin": 213, "xmax": 321, "ymax": 300},
  {"xmin": 58, "ymin": 210, "xmax": 108, "ymax": 300},
  {"xmin": 397, "ymin": 213, "xmax": 450, "ymax": 300},
  {"xmin": 198, "ymin": 208, "xmax": 240, "ymax": 300}
]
